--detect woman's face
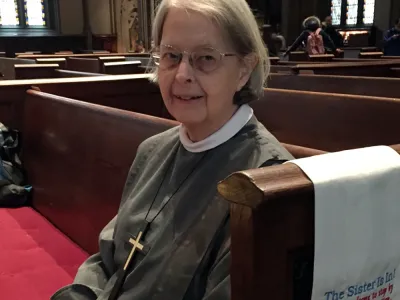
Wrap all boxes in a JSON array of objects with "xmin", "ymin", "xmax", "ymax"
[{"xmin": 157, "ymin": 8, "xmax": 253, "ymax": 141}]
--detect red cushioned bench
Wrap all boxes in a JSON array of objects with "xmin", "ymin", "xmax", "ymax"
[
  {"xmin": 1, "ymin": 89, "xmax": 177, "ymax": 299},
  {"xmin": 0, "ymin": 208, "xmax": 87, "ymax": 299}
]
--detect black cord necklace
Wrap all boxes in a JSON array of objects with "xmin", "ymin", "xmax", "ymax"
[{"xmin": 108, "ymin": 147, "xmax": 209, "ymax": 300}]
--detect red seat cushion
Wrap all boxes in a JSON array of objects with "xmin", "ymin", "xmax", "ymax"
[{"xmin": 0, "ymin": 207, "xmax": 89, "ymax": 300}]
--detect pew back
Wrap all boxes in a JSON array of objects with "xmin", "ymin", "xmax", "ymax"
[
  {"xmin": 14, "ymin": 64, "xmax": 60, "ymax": 79},
  {"xmin": 35, "ymin": 75, "xmax": 168, "ymax": 118},
  {"xmin": 292, "ymin": 60, "xmax": 400, "ymax": 77},
  {"xmin": 22, "ymin": 90, "xmax": 178, "ymax": 254},
  {"xmin": 66, "ymin": 57, "xmax": 101, "ymax": 73},
  {"xmin": 253, "ymin": 88, "xmax": 400, "ymax": 151},
  {"xmin": 0, "ymin": 57, "xmax": 35, "ymax": 79},
  {"xmin": 268, "ymin": 73, "xmax": 400, "ymax": 98},
  {"xmin": 0, "ymin": 75, "xmax": 169, "ymax": 130},
  {"xmin": 217, "ymin": 144, "xmax": 400, "ymax": 300},
  {"xmin": 103, "ymin": 61, "xmax": 142, "ymax": 74}
]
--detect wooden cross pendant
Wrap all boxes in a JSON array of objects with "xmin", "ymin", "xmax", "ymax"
[{"xmin": 108, "ymin": 221, "xmax": 151, "ymax": 300}]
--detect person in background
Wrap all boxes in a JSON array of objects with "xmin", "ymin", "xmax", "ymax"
[
  {"xmin": 383, "ymin": 18, "xmax": 400, "ymax": 56},
  {"xmin": 284, "ymin": 16, "xmax": 337, "ymax": 57},
  {"xmin": 323, "ymin": 16, "xmax": 344, "ymax": 48}
]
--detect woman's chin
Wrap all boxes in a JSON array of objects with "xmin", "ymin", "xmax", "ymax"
[{"xmin": 174, "ymin": 114, "xmax": 205, "ymax": 126}]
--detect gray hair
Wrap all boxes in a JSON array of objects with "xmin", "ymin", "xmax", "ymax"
[
  {"xmin": 148, "ymin": 0, "xmax": 269, "ymax": 104},
  {"xmin": 303, "ymin": 16, "xmax": 321, "ymax": 29}
]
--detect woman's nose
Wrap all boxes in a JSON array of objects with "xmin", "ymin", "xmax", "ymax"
[{"xmin": 175, "ymin": 55, "xmax": 195, "ymax": 83}]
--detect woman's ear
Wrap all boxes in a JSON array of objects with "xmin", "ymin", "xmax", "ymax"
[{"xmin": 237, "ymin": 53, "xmax": 258, "ymax": 91}]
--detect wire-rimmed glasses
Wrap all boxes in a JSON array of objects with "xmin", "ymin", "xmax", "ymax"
[{"xmin": 151, "ymin": 44, "xmax": 236, "ymax": 73}]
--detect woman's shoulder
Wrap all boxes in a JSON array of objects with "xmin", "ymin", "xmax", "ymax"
[
  {"xmin": 137, "ymin": 125, "xmax": 180, "ymax": 155},
  {"xmin": 242, "ymin": 117, "xmax": 293, "ymax": 159}
]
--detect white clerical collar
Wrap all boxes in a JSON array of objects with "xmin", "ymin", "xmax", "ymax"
[{"xmin": 179, "ymin": 104, "xmax": 254, "ymax": 153}]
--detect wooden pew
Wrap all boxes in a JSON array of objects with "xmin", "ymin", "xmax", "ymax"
[
  {"xmin": 267, "ymin": 73, "xmax": 400, "ymax": 98},
  {"xmin": 391, "ymin": 68, "xmax": 400, "ymax": 78},
  {"xmin": 103, "ymin": 61, "xmax": 142, "ymax": 74},
  {"xmin": 3, "ymin": 73, "xmax": 400, "ymax": 153},
  {"xmin": 16, "ymin": 52, "xmax": 150, "ymax": 60},
  {"xmin": 308, "ymin": 54, "xmax": 334, "ymax": 62},
  {"xmin": 360, "ymin": 47, "xmax": 379, "ymax": 52},
  {"xmin": 54, "ymin": 69, "xmax": 107, "ymax": 78},
  {"xmin": 0, "ymin": 57, "xmax": 36, "ymax": 79},
  {"xmin": 98, "ymin": 56, "xmax": 126, "ymax": 63},
  {"xmin": 217, "ymin": 144, "xmax": 400, "ymax": 300},
  {"xmin": 36, "ymin": 58, "xmax": 67, "ymax": 68},
  {"xmin": 270, "ymin": 65, "xmax": 294, "ymax": 74},
  {"xmin": 22, "ymin": 89, "xmax": 177, "ymax": 255},
  {"xmin": 14, "ymin": 64, "xmax": 60, "ymax": 79},
  {"xmin": 66, "ymin": 57, "xmax": 101, "ymax": 73},
  {"xmin": 269, "ymin": 57, "xmax": 280, "ymax": 65},
  {"xmin": 358, "ymin": 51, "xmax": 383, "ymax": 59},
  {"xmin": 0, "ymin": 74, "xmax": 167, "ymax": 130},
  {"xmin": 292, "ymin": 60, "xmax": 400, "ymax": 77},
  {"xmin": 19, "ymin": 89, "xmax": 330, "ymax": 256},
  {"xmin": 252, "ymin": 88, "xmax": 400, "ymax": 152},
  {"xmin": 289, "ymin": 51, "xmax": 308, "ymax": 61}
]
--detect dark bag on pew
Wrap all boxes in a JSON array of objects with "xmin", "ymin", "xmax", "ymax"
[{"xmin": 0, "ymin": 123, "xmax": 31, "ymax": 207}]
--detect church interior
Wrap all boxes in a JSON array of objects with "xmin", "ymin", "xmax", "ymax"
[{"xmin": 1, "ymin": 0, "xmax": 400, "ymax": 299}]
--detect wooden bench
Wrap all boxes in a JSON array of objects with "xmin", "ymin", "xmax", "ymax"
[
  {"xmin": 288, "ymin": 51, "xmax": 308, "ymax": 61},
  {"xmin": 0, "ymin": 87, "xmax": 326, "ymax": 299},
  {"xmin": 98, "ymin": 56, "xmax": 126, "ymax": 63},
  {"xmin": 269, "ymin": 57, "xmax": 280, "ymax": 65},
  {"xmin": 66, "ymin": 57, "xmax": 102, "ymax": 73},
  {"xmin": 267, "ymin": 73, "xmax": 400, "ymax": 98},
  {"xmin": 14, "ymin": 64, "xmax": 60, "ymax": 79},
  {"xmin": 308, "ymin": 54, "xmax": 334, "ymax": 62},
  {"xmin": 22, "ymin": 89, "xmax": 178, "ymax": 254},
  {"xmin": 3, "ymin": 73, "xmax": 400, "ymax": 153},
  {"xmin": 252, "ymin": 88, "xmax": 400, "ymax": 151},
  {"xmin": 36, "ymin": 58, "xmax": 67, "ymax": 68},
  {"xmin": 0, "ymin": 89, "xmax": 177, "ymax": 299},
  {"xmin": 217, "ymin": 144, "xmax": 400, "ymax": 300},
  {"xmin": 103, "ymin": 61, "xmax": 143, "ymax": 75},
  {"xmin": 0, "ymin": 57, "xmax": 36, "ymax": 79},
  {"xmin": 358, "ymin": 51, "xmax": 383, "ymax": 59},
  {"xmin": 270, "ymin": 65, "xmax": 295, "ymax": 74},
  {"xmin": 0, "ymin": 74, "xmax": 168, "ymax": 130},
  {"xmin": 391, "ymin": 68, "xmax": 400, "ymax": 77},
  {"xmin": 54, "ymin": 69, "xmax": 107, "ymax": 78},
  {"xmin": 292, "ymin": 60, "xmax": 400, "ymax": 77},
  {"xmin": 16, "ymin": 52, "xmax": 150, "ymax": 60}
]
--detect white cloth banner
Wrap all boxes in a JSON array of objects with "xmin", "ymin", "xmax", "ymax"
[{"xmin": 289, "ymin": 146, "xmax": 400, "ymax": 300}]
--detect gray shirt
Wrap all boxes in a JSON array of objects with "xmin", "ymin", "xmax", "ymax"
[{"xmin": 51, "ymin": 116, "xmax": 293, "ymax": 300}]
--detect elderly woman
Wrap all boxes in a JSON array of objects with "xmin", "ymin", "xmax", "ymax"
[{"xmin": 51, "ymin": 0, "xmax": 292, "ymax": 299}]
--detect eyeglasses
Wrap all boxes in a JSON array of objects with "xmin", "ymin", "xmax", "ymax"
[{"xmin": 151, "ymin": 44, "xmax": 236, "ymax": 73}]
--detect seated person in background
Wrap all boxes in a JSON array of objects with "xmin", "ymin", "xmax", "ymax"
[
  {"xmin": 322, "ymin": 16, "xmax": 344, "ymax": 48},
  {"xmin": 284, "ymin": 16, "xmax": 337, "ymax": 57},
  {"xmin": 384, "ymin": 18, "xmax": 400, "ymax": 56},
  {"xmin": 51, "ymin": 0, "xmax": 292, "ymax": 299}
]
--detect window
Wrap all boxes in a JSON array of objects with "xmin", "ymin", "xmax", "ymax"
[
  {"xmin": 331, "ymin": 0, "xmax": 342, "ymax": 26},
  {"xmin": 363, "ymin": 0, "xmax": 375, "ymax": 25},
  {"xmin": 332, "ymin": 0, "xmax": 375, "ymax": 27},
  {"xmin": 0, "ymin": 0, "xmax": 56, "ymax": 30},
  {"xmin": 25, "ymin": 0, "xmax": 46, "ymax": 26},
  {"xmin": 346, "ymin": 0, "xmax": 358, "ymax": 25},
  {"xmin": 0, "ymin": 0, "xmax": 19, "ymax": 26}
]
